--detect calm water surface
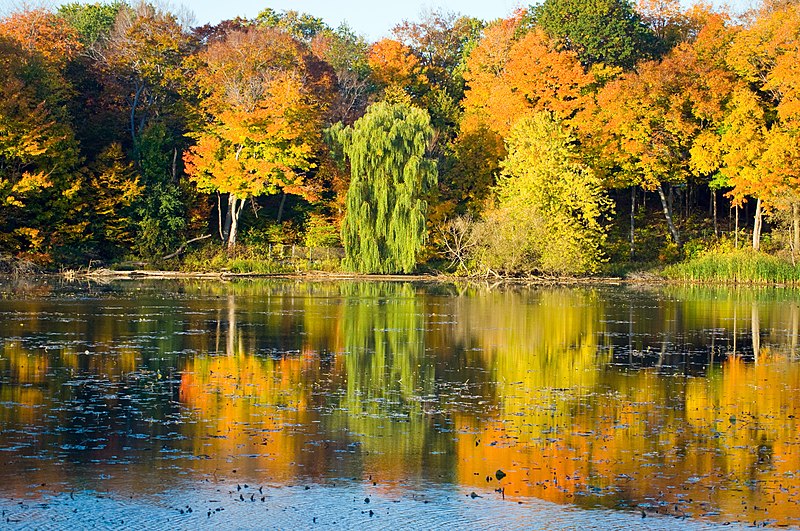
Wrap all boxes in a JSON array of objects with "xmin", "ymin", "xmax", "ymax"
[{"xmin": 0, "ymin": 279, "xmax": 798, "ymax": 529}]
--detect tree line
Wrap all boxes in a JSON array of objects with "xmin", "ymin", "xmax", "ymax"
[{"xmin": 1, "ymin": 0, "xmax": 798, "ymax": 275}]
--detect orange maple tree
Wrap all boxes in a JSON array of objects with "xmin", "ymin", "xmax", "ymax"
[
  {"xmin": 184, "ymin": 28, "xmax": 332, "ymax": 248},
  {"xmin": 461, "ymin": 21, "xmax": 590, "ymax": 139},
  {"xmin": 367, "ymin": 38, "xmax": 426, "ymax": 101}
]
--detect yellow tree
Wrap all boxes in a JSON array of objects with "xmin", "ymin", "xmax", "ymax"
[
  {"xmin": 184, "ymin": 28, "xmax": 331, "ymax": 248},
  {"xmin": 698, "ymin": 2, "xmax": 800, "ymax": 250},
  {"xmin": 0, "ymin": 11, "xmax": 82, "ymax": 256},
  {"xmin": 476, "ymin": 112, "xmax": 611, "ymax": 275}
]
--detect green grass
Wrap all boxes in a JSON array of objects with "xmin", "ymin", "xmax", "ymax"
[
  {"xmin": 176, "ymin": 243, "xmax": 343, "ymax": 274},
  {"xmin": 662, "ymin": 248, "xmax": 800, "ymax": 284}
]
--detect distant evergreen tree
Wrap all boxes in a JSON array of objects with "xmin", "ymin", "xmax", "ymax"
[{"xmin": 332, "ymin": 102, "xmax": 437, "ymax": 273}]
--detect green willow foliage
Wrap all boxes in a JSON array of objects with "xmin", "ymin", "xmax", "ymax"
[{"xmin": 333, "ymin": 102, "xmax": 437, "ymax": 274}]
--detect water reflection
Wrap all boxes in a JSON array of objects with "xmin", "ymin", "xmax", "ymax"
[{"xmin": 0, "ymin": 280, "xmax": 799, "ymax": 526}]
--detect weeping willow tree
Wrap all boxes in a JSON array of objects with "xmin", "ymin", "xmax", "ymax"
[{"xmin": 331, "ymin": 102, "xmax": 437, "ymax": 273}]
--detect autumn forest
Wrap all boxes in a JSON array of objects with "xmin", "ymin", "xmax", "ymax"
[{"xmin": 2, "ymin": 0, "xmax": 800, "ymax": 277}]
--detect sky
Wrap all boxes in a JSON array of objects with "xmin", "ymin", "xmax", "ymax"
[
  {"xmin": 6, "ymin": 0, "xmax": 759, "ymax": 42},
  {"xmin": 12, "ymin": 0, "xmax": 521, "ymax": 41},
  {"xmin": 180, "ymin": 1, "xmax": 524, "ymax": 40},
  {"xmin": 170, "ymin": 0, "xmax": 757, "ymax": 41}
]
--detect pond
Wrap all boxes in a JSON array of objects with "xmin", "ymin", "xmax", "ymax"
[{"xmin": 0, "ymin": 279, "xmax": 798, "ymax": 529}]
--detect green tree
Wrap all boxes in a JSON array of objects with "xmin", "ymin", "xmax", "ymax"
[
  {"xmin": 531, "ymin": 0, "xmax": 659, "ymax": 69},
  {"xmin": 57, "ymin": 1, "xmax": 124, "ymax": 47},
  {"xmin": 477, "ymin": 112, "xmax": 611, "ymax": 275},
  {"xmin": 135, "ymin": 122, "xmax": 186, "ymax": 257},
  {"xmin": 255, "ymin": 8, "xmax": 328, "ymax": 42},
  {"xmin": 333, "ymin": 102, "xmax": 437, "ymax": 273}
]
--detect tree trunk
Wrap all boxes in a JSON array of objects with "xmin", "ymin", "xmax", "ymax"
[
  {"xmin": 217, "ymin": 193, "xmax": 224, "ymax": 241},
  {"xmin": 657, "ymin": 183, "xmax": 681, "ymax": 246},
  {"xmin": 630, "ymin": 186, "xmax": 636, "ymax": 260},
  {"xmin": 735, "ymin": 206, "xmax": 739, "ymax": 249},
  {"xmin": 276, "ymin": 192, "xmax": 287, "ymax": 223},
  {"xmin": 752, "ymin": 197, "xmax": 762, "ymax": 252},
  {"xmin": 227, "ymin": 195, "xmax": 244, "ymax": 249},
  {"xmin": 712, "ymin": 189, "xmax": 718, "ymax": 238},
  {"xmin": 222, "ymin": 193, "xmax": 233, "ymax": 243}
]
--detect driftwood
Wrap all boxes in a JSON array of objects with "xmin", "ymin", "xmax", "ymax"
[{"xmin": 163, "ymin": 234, "xmax": 212, "ymax": 260}]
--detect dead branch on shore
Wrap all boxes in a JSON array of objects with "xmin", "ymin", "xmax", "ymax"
[{"xmin": 163, "ymin": 234, "xmax": 212, "ymax": 260}]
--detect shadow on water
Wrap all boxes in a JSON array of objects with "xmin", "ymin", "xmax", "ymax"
[{"xmin": 0, "ymin": 279, "xmax": 798, "ymax": 528}]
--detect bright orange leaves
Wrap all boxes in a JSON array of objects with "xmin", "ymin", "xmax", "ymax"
[
  {"xmin": 0, "ymin": 9, "xmax": 83, "ymax": 64},
  {"xmin": 184, "ymin": 28, "xmax": 330, "ymax": 202},
  {"xmin": 367, "ymin": 38, "xmax": 426, "ymax": 97},
  {"xmin": 461, "ymin": 23, "xmax": 590, "ymax": 139}
]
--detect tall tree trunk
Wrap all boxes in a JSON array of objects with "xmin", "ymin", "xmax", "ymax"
[
  {"xmin": 712, "ymin": 189, "xmax": 718, "ymax": 238},
  {"xmin": 222, "ymin": 193, "xmax": 233, "ymax": 243},
  {"xmin": 752, "ymin": 197, "xmax": 762, "ymax": 251},
  {"xmin": 657, "ymin": 183, "xmax": 681, "ymax": 246},
  {"xmin": 630, "ymin": 186, "xmax": 636, "ymax": 260},
  {"xmin": 217, "ymin": 193, "xmax": 224, "ymax": 241},
  {"xmin": 276, "ymin": 192, "xmax": 287, "ymax": 223},
  {"xmin": 227, "ymin": 195, "xmax": 244, "ymax": 249}
]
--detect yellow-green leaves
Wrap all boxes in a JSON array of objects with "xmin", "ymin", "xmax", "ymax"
[
  {"xmin": 336, "ymin": 102, "xmax": 437, "ymax": 274},
  {"xmin": 477, "ymin": 112, "xmax": 611, "ymax": 275}
]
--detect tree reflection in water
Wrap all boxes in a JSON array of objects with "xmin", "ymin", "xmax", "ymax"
[{"xmin": 0, "ymin": 280, "xmax": 798, "ymax": 526}]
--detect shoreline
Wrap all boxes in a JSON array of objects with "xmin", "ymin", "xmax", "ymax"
[
  {"xmin": 3, "ymin": 268, "xmax": 797, "ymax": 287},
  {"xmin": 71, "ymin": 268, "xmax": 629, "ymax": 285}
]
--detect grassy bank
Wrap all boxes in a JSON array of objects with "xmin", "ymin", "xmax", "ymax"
[
  {"xmin": 661, "ymin": 248, "xmax": 800, "ymax": 284},
  {"xmin": 175, "ymin": 243, "xmax": 344, "ymax": 274}
]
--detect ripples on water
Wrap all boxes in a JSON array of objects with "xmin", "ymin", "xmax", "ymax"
[{"xmin": 0, "ymin": 280, "xmax": 797, "ymax": 528}]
